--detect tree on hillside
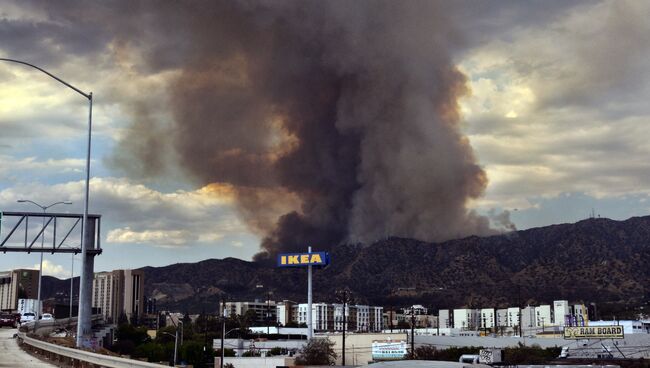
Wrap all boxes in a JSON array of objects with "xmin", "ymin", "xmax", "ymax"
[{"xmin": 294, "ymin": 338, "xmax": 337, "ymax": 365}]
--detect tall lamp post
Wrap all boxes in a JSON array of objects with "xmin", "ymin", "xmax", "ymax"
[
  {"xmin": 16, "ymin": 200, "xmax": 71, "ymax": 321},
  {"xmin": 1, "ymin": 58, "xmax": 93, "ymax": 348}
]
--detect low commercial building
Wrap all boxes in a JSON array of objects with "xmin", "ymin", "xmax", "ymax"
[
  {"xmin": 404, "ymin": 304, "xmax": 428, "ymax": 315},
  {"xmin": 589, "ymin": 320, "xmax": 649, "ymax": 335},
  {"xmin": 322, "ymin": 332, "xmax": 408, "ymax": 365}
]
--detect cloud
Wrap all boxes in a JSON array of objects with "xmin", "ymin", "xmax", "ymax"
[
  {"xmin": 0, "ymin": 177, "xmax": 250, "ymax": 249},
  {"xmin": 106, "ymin": 228, "xmax": 199, "ymax": 247},
  {"xmin": 23, "ymin": 259, "xmax": 70, "ymax": 279},
  {"xmin": 459, "ymin": 1, "xmax": 650, "ymax": 212}
]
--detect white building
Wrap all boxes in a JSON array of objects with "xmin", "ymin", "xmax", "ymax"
[
  {"xmin": 535, "ymin": 305, "xmax": 552, "ymax": 328},
  {"xmin": 496, "ymin": 309, "xmax": 508, "ymax": 327},
  {"xmin": 370, "ymin": 306, "xmax": 383, "ymax": 331},
  {"xmin": 589, "ymin": 320, "xmax": 649, "ymax": 334},
  {"xmin": 356, "ymin": 305, "xmax": 370, "ymax": 332},
  {"xmin": 507, "ymin": 307, "xmax": 520, "ymax": 327},
  {"xmin": 438, "ymin": 309, "xmax": 452, "ymax": 328},
  {"xmin": 520, "ymin": 306, "xmax": 536, "ymax": 334},
  {"xmin": 276, "ymin": 300, "xmax": 297, "ymax": 326},
  {"xmin": 553, "ymin": 300, "xmax": 569, "ymax": 326},
  {"xmin": 453, "ymin": 308, "xmax": 480, "ymax": 330},
  {"xmin": 404, "ymin": 304, "xmax": 428, "ymax": 315},
  {"xmin": 480, "ymin": 308, "xmax": 495, "ymax": 329},
  {"xmin": 297, "ymin": 303, "xmax": 333, "ymax": 331}
]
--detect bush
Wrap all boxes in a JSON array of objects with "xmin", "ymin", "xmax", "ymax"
[
  {"xmin": 412, "ymin": 345, "xmax": 482, "ymax": 360},
  {"xmin": 294, "ymin": 338, "xmax": 337, "ymax": 365},
  {"xmin": 133, "ymin": 342, "xmax": 167, "ymax": 362},
  {"xmin": 267, "ymin": 347, "xmax": 287, "ymax": 356}
]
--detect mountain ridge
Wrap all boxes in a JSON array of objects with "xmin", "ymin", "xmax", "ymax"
[{"xmin": 44, "ymin": 215, "xmax": 650, "ymax": 314}]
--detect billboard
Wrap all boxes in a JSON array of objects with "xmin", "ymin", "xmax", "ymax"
[
  {"xmin": 277, "ymin": 252, "xmax": 330, "ymax": 267},
  {"xmin": 372, "ymin": 340, "xmax": 407, "ymax": 361},
  {"xmin": 564, "ymin": 325, "xmax": 624, "ymax": 339}
]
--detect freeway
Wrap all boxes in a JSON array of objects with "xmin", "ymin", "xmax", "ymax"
[{"xmin": 0, "ymin": 327, "xmax": 57, "ymax": 368}]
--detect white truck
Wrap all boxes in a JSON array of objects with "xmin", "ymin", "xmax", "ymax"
[{"xmin": 17, "ymin": 299, "xmax": 39, "ymax": 324}]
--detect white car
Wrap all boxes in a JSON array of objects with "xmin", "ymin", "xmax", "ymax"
[
  {"xmin": 20, "ymin": 312, "xmax": 35, "ymax": 324},
  {"xmin": 41, "ymin": 313, "xmax": 54, "ymax": 321}
]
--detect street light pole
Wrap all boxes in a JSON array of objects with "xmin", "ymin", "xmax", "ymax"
[
  {"xmin": 1, "ymin": 58, "xmax": 94, "ymax": 348},
  {"xmin": 16, "ymin": 200, "xmax": 72, "ymax": 322},
  {"xmin": 70, "ymin": 254, "xmax": 75, "ymax": 320}
]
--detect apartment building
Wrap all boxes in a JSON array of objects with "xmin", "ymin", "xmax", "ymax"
[
  {"xmin": 453, "ymin": 308, "xmax": 480, "ymax": 330},
  {"xmin": 0, "ymin": 269, "xmax": 39, "ymax": 311},
  {"xmin": 224, "ymin": 300, "xmax": 277, "ymax": 324},
  {"xmin": 438, "ymin": 309, "xmax": 453, "ymax": 328},
  {"xmin": 553, "ymin": 300, "xmax": 569, "ymax": 326},
  {"xmin": 480, "ymin": 308, "xmax": 495, "ymax": 329},
  {"xmin": 92, "ymin": 269, "xmax": 144, "ymax": 323}
]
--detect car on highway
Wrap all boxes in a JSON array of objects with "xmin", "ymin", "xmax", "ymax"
[
  {"xmin": 19, "ymin": 312, "xmax": 35, "ymax": 324},
  {"xmin": 0, "ymin": 313, "xmax": 17, "ymax": 328},
  {"xmin": 40, "ymin": 313, "xmax": 54, "ymax": 321}
]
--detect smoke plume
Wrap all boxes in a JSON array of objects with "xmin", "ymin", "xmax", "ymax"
[{"xmin": 104, "ymin": 1, "xmax": 498, "ymax": 259}]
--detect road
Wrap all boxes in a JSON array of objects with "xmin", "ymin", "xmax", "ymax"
[{"xmin": 0, "ymin": 327, "xmax": 57, "ymax": 367}]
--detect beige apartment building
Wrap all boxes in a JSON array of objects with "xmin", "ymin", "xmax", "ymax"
[
  {"xmin": 0, "ymin": 269, "xmax": 39, "ymax": 311},
  {"xmin": 92, "ymin": 269, "xmax": 144, "ymax": 323}
]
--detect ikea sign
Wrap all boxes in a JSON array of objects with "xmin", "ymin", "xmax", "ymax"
[{"xmin": 277, "ymin": 252, "xmax": 330, "ymax": 268}]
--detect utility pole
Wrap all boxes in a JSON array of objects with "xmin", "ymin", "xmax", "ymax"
[
  {"xmin": 390, "ymin": 306, "xmax": 394, "ymax": 333},
  {"xmin": 411, "ymin": 306, "xmax": 416, "ymax": 359},
  {"xmin": 336, "ymin": 289, "xmax": 351, "ymax": 366},
  {"xmin": 203, "ymin": 308, "xmax": 208, "ymax": 367},
  {"xmin": 307, "ymin": 246, "xmax": 313, "ymax": 340},
  {"xmin": 266, "ymin": 291, "xmax": 273, "ymax": 336},
  {"xmin": 221, "ymin": 298, "xmax": 226, "ymax": 368}
]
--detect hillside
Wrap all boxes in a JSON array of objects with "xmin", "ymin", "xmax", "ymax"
[
  {"xmin": 44, "ymin": 216, "xmax": 650, "ymax": 313},
  {"xmin": 139, "ymin": 216, "xmax": 650, "ymax": 312}
]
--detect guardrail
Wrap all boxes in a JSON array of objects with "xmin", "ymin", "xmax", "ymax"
[
  {"xmin": 18, "ymin": 331, "xmax": 168, "ymax": 368},
  {"xmin": 20, "ymin": 314, "xmax": 104, "ymax": 336}
]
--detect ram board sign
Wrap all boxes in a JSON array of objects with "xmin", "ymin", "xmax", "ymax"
[
  {"xmin": 564, "ymin": 325, "xmax": 624, "ymax": 339},
  {"xmin": 277, "ymin": 252, "xmax": 330, "ymax": 268},
  {"xmin": 372, "ymin": 340, "xmax": 407, "ymax": 361}
]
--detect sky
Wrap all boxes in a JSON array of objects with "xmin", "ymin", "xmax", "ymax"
[{"xmin": 1, "ymin": 1, "xmax": 650, "ymax": 278}]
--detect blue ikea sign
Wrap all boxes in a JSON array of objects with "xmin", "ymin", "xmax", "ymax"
[{"xmin": 277, "ymin": 252, "xmax": 330, "ymax": 268}]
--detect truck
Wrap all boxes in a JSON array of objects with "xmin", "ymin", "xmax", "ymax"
[{"xmin": 17, "ymin": 298, "xmax": 39, "ymax": 316}]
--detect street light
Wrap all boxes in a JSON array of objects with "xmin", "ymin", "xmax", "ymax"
[
  {"xmin": 160, "ymin": 331, "xmax": 179, "ymax": 366},
  {"xmin": 16, "ymin": 199, "xmax": 72, "ymax": 322},
  {"xmin": 1, "ymin": 57, "xmax": 94, "ymax": 348}
]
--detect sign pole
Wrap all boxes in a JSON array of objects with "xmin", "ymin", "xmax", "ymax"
[{"xmin": 307, "ymin": 245, "xmax": 313, "ymax": 340}]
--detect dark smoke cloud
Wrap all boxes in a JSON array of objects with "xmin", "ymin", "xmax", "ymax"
[
  {"xmin": 113, "ymin": 1, "xmax": 496, "ymax": 260},
  {"xmin": 26, "ymin": 0, "xmax": 506, "ymax": 259}
]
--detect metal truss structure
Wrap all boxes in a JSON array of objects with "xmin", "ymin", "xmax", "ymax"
[{"xmin": 0, "ymin": 211, "xmax": 101, "ymax": 255}]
